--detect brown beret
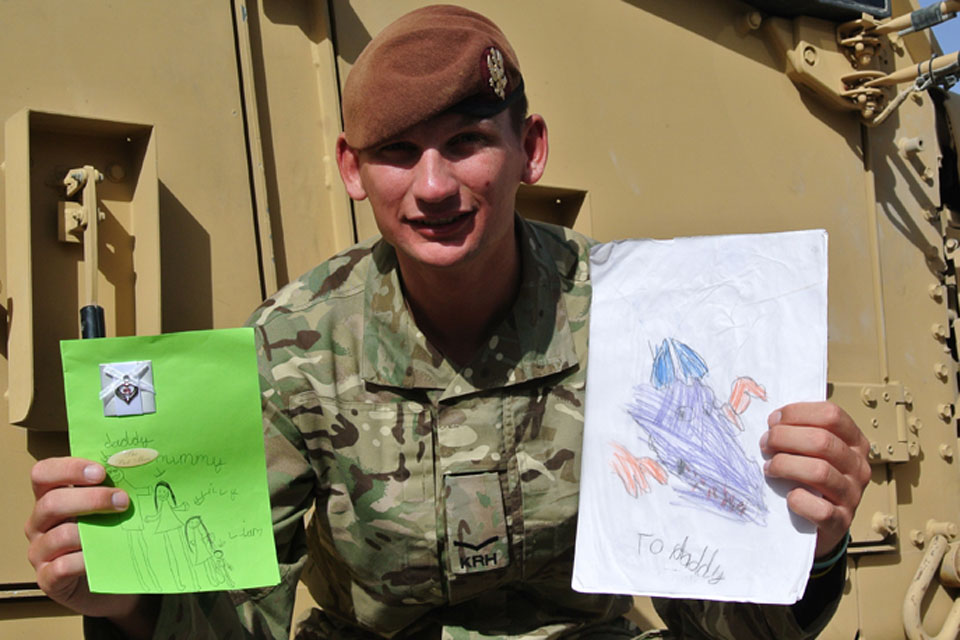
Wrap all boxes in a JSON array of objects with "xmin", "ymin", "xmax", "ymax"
[{"xmin": 342, "ymin": 4, "xmax": 524, "ymax": 149}]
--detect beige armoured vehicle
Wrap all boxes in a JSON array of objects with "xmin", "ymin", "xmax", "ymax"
[{"xmin": 1, "ymin": 1, "xmax": 959, "ymax": 638}]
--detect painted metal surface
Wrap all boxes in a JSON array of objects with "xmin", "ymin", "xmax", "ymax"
[{"xmin": 1, "ymin": 0, "xmax": 959, "ymax": 637}]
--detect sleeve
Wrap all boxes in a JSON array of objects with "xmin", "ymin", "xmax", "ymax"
[
  {"xmin": 651, "ymin": 555, "xmax": 846, "ymax": 640},
  {"xmin": 84, "ymin": 334, "xmax": 318, "ymax": 640}
]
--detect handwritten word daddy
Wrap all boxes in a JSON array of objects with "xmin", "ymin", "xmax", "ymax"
[{"xmin": 637, "ymin": 533, "xmax": 725, "ymax": 585}]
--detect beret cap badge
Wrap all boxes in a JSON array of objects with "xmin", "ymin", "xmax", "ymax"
[{"xmin": 484, "ymin": 46, "xmax": 508, "ymax": 100}]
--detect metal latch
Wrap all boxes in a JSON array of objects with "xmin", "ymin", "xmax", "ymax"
[
  {"xmin": 60, "ymin": 165, "xmax": 106, "ymax": 338},
  {"xmin": 827, "ymin": 382, "xmax": 916, "ymax": 463}
]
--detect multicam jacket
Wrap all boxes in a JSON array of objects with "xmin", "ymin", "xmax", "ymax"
[{"xmin": 86, "ymin": 218, "xmax": 841, "ymax": 640}]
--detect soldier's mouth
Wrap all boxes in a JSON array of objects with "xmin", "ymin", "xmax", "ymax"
[{"xmin": 409, "ymin": 211, "xmax": 474, "ymax": 228}]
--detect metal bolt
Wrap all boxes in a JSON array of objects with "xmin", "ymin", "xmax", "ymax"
[
  {"xmin": 924, "ymin": 167, "xmax": 936, "ymax": 183},
  {"xmin": 909, "ymin": 441, "xmax": 921, "ymax": 457},
  {"xmin": 940, "ymin": 444, "xmax": 954, "ymax": 460},
  {"xmin": 936, "ymin": 363, "xmax": 950, "ymax": 379},
  {"xmin": 909, "ymin": 417, "xmax": 923, "ymax": 432},
  {"xmin": 887, "ymin": 444, "xmax": 895, "ymax": 454},
  {"xmin": 869, "ymin": 442, "xmax": 880, "ymax": 458},
  {"xmin": 930, "ymin": 283, "xmax": 945, "ymax": 300},
  {"xmin": 803, "ymin": 46, "xmax": 817, "ymax": 66},
  {"xmin": 883, "ymin": 391, "xmax": 891, "ymax": 402},
  {"xmin": 872, "ymin": 512, "xmax": 898, "ymax": 536},
  {"xmin": 904, "ymin": 390, "xmax": 914, "ymax": 404},
  {"xmin": 862, "ymin": 387, "xmax": 877, "ymax": 405},
  {"xmin": 871, "ymin": 418, "xmax": 879, "ymax": 427},
  {"xmin": 933, "ymin": 323, "xmax": 949, "ymax": 340},
  {"xmin": 738, "ymin": 10, "xmax": 763, "ymax": 31},
  {"xmin": 911, "ymin": 529, "xmax": 926, "ymax": 546},
  {"xmin": 897, "ymin": 136, "xmax": 924, "ymax": 155},
  {"xmin": 926, "ymin": 208, "xmax": 941, "ymax": 222},
  {"xmin": 939, "ymin": 404, "xmax": 954, "ymax": 420},
  {"xmin": 947, "ymin": 239, "xmax": 959, "ymax": 252}
]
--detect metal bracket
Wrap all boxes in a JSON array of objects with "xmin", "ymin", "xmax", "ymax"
[
  {"xmin": 902, "ymin": 524, "xmax": 960, "ymax": 640},
  {"xmin": 828, "ymin": 381, "xmax": 917, "ymax": 463},
  {"xmin": 763, "ymin": 16, "xmax": 877, "ymax": 116}
]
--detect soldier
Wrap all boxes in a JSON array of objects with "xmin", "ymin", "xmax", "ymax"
[{"xmin": 25, "ymin": 5, "xmax": 870, "ymax": 639}]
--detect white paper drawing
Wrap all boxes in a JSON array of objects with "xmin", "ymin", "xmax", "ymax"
[{"xmin": 573, "ymin": 230, "xmax": 828, "ymax": 605}]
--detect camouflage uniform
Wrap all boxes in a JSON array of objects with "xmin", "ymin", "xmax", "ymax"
[{"xmin": 86, "ymin": 218, "xmax": 841, "ymax": 640}]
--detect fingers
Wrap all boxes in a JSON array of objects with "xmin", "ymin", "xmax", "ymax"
[
  {"xmin": 26, "ymin": 457, "xmax": 129, "ymax": 542},
  {"xmin": 763, "ymin": 451, "xmax": 855, "ymax": 507},
  {"xmin": 761, "ymin": 401, "xmax": 871, "ymax": 556},
  {"xmin": 34, "ymin": 550, "xmax": 87, "ymax": 601},
  {"xmin": 768, "ymin": 402, "xmax": 869, "ymax": 455},
  {"xmin": 27, "ymin": 521, "xmax": 81, "ymax": 569},
  {"xmin": 27, "ymin": 487, "xmax": 129, "ymax": 541},
  {"xmin": 31, "ymin": 457, "xmax": 105, "ymax": 499}
]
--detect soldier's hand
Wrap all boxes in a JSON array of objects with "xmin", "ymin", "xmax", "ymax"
[
  {"xmin": 25, "ymin": 457, "xmax": 153, "ymax": 631},
  {"xmin": 760, "ymin": 402, "xmax": 871, "ymax": 558}
]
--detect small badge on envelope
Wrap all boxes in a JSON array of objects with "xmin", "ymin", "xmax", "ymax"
[{"xmin": 100, "ymin": 361, "xmax": 156, "ymax": 417}]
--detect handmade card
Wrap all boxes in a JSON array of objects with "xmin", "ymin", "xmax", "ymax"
[
  {"xmin": 61, "ymin": 328, "xmax": 279, "ymax": 594},
  {"xmin": 573, "ymin": 230, "xmax": 828, "ymax": 604}
]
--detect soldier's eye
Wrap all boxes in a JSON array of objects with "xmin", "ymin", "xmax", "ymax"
[
  {"xmin": 449, "ymin": 132, "xmax": 486, "ymax": 147},
  {"xmin": 373, "ymin": 141, "xmax": 419, "ymax": 162}
]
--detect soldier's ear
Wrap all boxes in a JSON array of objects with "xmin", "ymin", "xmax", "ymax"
[
  {"xmin": 336, "ymin": 134, "xmax": 368, "ymax": 201},
  {"xmin": 520, "ymin": 114, "xmax": 548, "ymax": 185}
]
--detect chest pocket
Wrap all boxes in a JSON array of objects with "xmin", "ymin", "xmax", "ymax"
[
  {"xmin": 292, "ymin": 392, "xmax": 441, "ymax": 613},
  {"xmin": 508, "ymin": 380, "xmax": 585, "ymax": 579}
]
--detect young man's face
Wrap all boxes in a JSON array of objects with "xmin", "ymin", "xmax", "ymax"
[{"xmin": 338, "ymin": 109, "xmax": 547, "ymax": 276}]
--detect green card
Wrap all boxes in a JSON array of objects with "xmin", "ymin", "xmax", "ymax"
[{"xmin": 61, "ymin": 328, "xmax": 280, "ymax": 594}]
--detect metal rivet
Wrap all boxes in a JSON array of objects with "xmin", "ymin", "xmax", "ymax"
[
  {"xmin": 940, "ymin": 444, "xmax": 954, "ymax": 460},
  {"xmin": 803, "ymin": 46, "xmax": 817, "ymax": 66},
  {"xmin": 872, "ymin": 512, "xmax": 897, "ymax": 536},
  {"xmin": 932, "ymin": 324, "xmax": 949, "ymax": 340},
  {"xmin": 909, "ymin": 417, "xmax": 923, "ymax": 432},
  {"xmin": 862, "ymin": 387, "xmax": 876, "ymax": 405},
  {"xmin": 871, "ymin": 418, "xmax": 880, "ymax": 427},
  {"xmin": 930, "ymin": 283, "xmax": 944, "ymax": 300},
  {"xmin": 939, "ymin": 404, "xmax": 954, "ymax": 420},
  {"xmin": 909, "ymin": 441, "xmax": 921, "ymax": 457},
  {"xmin": 936, "ymin": 363, "xmax": 950, "ymax": 379},
  {"xmin": 910, "ymin": 529, "xmax": 926, "ymax": 546}
]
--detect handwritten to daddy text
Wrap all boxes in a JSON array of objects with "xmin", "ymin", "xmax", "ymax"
[{"xmin": 637, "ymin": 532, "xmax": 725, "ymax": 585}]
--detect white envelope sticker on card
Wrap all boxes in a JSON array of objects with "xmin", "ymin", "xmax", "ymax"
[{"xmin": 100, "ymin": 361, "xmax": 156, "ymax": 417}]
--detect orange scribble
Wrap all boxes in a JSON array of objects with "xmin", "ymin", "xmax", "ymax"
[
  {"xmin": 610, "ymin": 442, "xmax": 668, "ymax": 498},
  {"xmin": 723, "ymin": 376, "xmax": 766, "ymax": 430}
]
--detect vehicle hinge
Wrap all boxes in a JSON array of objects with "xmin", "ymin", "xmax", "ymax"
[
  {"xmin": 758, "ymin": 9, "xmax": 959, "ymax": 125},
  {"xmin": 828, "ymin": 381, "xmax": 918, "ymax": 463}
]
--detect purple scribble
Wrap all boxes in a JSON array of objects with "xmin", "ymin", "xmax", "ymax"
[{"xmin": 626, "ymin": 339, "xmax": 768, "ymax": 526}]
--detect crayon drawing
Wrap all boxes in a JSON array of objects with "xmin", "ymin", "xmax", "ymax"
[
  {"xmin": 574, "ymin": 231, "xmax": 827, "ymax": 603},
  {"xmin": 613, "ymin": 338, "xmax": 768, "ymax": 525}
]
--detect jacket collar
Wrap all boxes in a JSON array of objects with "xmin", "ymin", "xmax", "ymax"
[{"xmin": 360, "ymin": 217, "xmax": 579, "ymax": 400}]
